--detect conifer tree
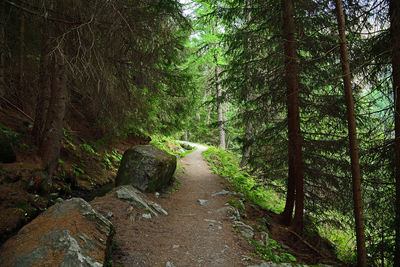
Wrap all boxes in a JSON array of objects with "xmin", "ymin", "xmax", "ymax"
[{"xmin": 334, "ymin": 0, "xmax": 367, "ymax": 265}]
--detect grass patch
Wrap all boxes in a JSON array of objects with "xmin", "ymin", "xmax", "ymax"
[
  {"xmin": 202, "ymin": 146, "xmax": 284, "ymax": 214},
  {"xmin": 150, "ymin": 136, "xmax": 196, "ymax": 158}
]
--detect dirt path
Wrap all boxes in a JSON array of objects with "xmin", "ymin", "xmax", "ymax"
[{"xmin": 96, "ymin": 144, "xmax": 257, "ymax": 267}]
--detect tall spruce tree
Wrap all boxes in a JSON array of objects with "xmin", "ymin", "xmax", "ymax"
[{"xmin": 334, "ymin": 0, "xmax": 367, "ymax": 265}]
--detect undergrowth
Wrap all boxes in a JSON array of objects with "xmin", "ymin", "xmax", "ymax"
[
  {"xmin": 150, "ymin": 136, "xmax": 196, "ymax": 158},
  {"xmin": 202, "ymin": 146, "xmax": 356, "ymax": 265},
  {"xmin": 202, "ymin": 146, "xmax": 284, "ymax": 214}
]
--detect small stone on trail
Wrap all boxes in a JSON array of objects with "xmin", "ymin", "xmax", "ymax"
[
  {"xmin": 241, "ymin": 255, "xmax": 252, "ymax": 261},
  {"xmin": 172, "ymin": 244, "xmax": 179, "ymax": 249},
  {"xmin": 261, "ymin": 231, "xmax": 269, "ymax": 246},
  {"xmin": 211, "ymin": 189, "xmax": 231, "ymax": 197},
  {"xmin": 142, "ymin": 213, "xmax": 152, "ymax": 219},
  {"xmin": 209, "ymin": 223, "xmax": 214, "ymax": 227},
  {"xmin": 106, "ymin": 211, "xmax": 113, "ymax": 218},
  {"xmin": 166, "ymin": 261, "xmax": 176, "ymax": 267},
  {"xmin": 234, "ymin": 221, "xmax": 254, "ymax": 231},
  {"xmin": 155, "ymin": 192, "xmax": 160, "ymax": 198},
  {"xmin": 149, "ymin": 201, "xmax": 168, "ymax": 216},
  {"xmin": 218, "ymin": 226, "xmax": 222, "ymax": 230},
  {"xmin": 197, "ymin": 199, "xmax": 208, "ymax": 206},
  {"xmin": 240, "ymin": 228, "xmax": 254, "ymax": 239},
  {"xmin": 216, "ymin": 206, "xmax": 240, "ymax": 221},
  {"xmin": 116, "ymin": 185, "xmax": 158, "ymax": 217}
]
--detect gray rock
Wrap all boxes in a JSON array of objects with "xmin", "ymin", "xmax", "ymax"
[
  {"xmin": 149, "ymin": 201, "xmax": 168, "ymax": 216},
  {"xmin": 115, "ymin": 185, "xmax": 158, "ymax": 217},
  {"xmin": 234, "ymin": 220, "xmax": 254, "ymax": 231},
  {"xmin": 211, "ymin": 190, "xmax": 231, "ymax": 197},
  {"xmin": 216, "ymin": 206, "xmax": 240, "ymax": 221},
  {"xmin": 142, "ymin": 213, "xmax": 152, "ymax": 219},
  {"xmin": 106, "ymin": 211, "xmax": 113, "ymax": 218},
  {"xmin": 115, "ymin": 145, "xmax": 177, "ymax": 192},
  {"xmin": 197, "ymin": 199, "xmax": 208, "ymax": 206},
  {"xmin": 261, "ymin": 231, "xmax": 269, "ymax": 246},
  {"xmin": 0, "ymin": 198, "xmax": 114, "ymax": 267},
  {"xmin": 233, "ymin": 221, "xmax": 254, "ymax": 239},
  {"xmin": 204, "ymin": 219, "xmax": 219, "ymax": 224},
  {"xmin": 240, "ymin": 228, "xmax": 254, "ymax": 239},
  {"xmin": 172, "ymin": 244, "xmax": 180, "ymax": 249},
  {"xmin": 166, "ymin": 261, "xmax": 176, "ymax": 267}
]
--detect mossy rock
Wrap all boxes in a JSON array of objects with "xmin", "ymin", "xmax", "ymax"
[{"xmin": 115, "ymin": 145, "xmax": 177, "ymax": 192}]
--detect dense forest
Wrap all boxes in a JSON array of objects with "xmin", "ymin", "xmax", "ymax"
[{"xmin": 0, "ymin": 0, "xmax": 399, "ymax": 266}]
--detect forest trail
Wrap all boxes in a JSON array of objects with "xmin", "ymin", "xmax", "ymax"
[{"xmin": 106, "ymin": 143, "xmax": 257, "ymax": 266}]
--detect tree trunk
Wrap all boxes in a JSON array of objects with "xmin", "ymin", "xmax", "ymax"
[
  {"xmin": 240, "ymin": 117, "xmax": 252, "ymax": 167},
  {"xmin": 240, "ymin": 0, "xmax": 253, "ymax": 168},
  {"xmin": 334, "ymin": 0, "xmax": 367, "ymax": 265},
  {"xmin": 18, "ymin": 12, "xmax": 24, "ymax": 93},
  {"xmin": 280, "ymin": 0, "xmax": 304, "ymax": 233},
  {"xmin": 215, "ymin": 56, "xmax": 226, "ymax": 150},
  {"xmin": 0, "ymin": 0, "xmax": 5, "ymax": 96},
  {"xmin": 32, "ymin": 20, "xmax": 51, "ymax": 146},
  {"xmin": 390, "ymin": 0, "xmax": 400, "ymax": 265},
  {"xmin": 40, "ymin": 52, "xmax": 67, "ymax": 176}
]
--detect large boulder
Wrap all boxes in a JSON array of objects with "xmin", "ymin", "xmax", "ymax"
[
  {"xmin": 0, "ymin": 198, "xmax": 114, "ymax": 267},
  {"xmin": 115, "ymin": 145, "xmax": 177, "ymax": 192}
]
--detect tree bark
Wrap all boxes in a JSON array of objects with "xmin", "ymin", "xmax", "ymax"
[
  {"xmin": 390, "ymin": 0, "xmax": 400, "ymax": 265},
  {"xmin": 334, "ymin": 0, "xmax": 367, "ymax": 265},
  {"xmin": 32, "ymin": 19, "xmax": 51, "ymax": 146},
  {"xmin": 240, "ymin": 117, "xmax": 253, "ymax": 167},
  {"xmin": 215, "ymin": 56, "xmax": 226, "ymax": 150},
  {"xmin": 40, "ymin": 52, "xmax": 67, "ymax": 176},
  {"xmin": 0, "ymin": 0, "xmax": 5, "ymax": 96},
  {"xmin": 18, "ymin": 12, "xmax": 24, "ymax": 93},
  {"xmin": 240, "ymin": 0, "xmax": 253, "ymax": 168},
  {"xmin": 280, "ymin": 0, "xmax": 304, "ymax": 233}
]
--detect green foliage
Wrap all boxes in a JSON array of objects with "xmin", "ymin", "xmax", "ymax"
[
  {"xmin": 249, "ymin": 238, "xmax": 296, "ymax": 264},
  {"xmin": 80, "ymin": 143, "xmax": 99, "ymax": 156},
  {"xmin": 317, "ymin": 222, "xmax": 356, "ymax": 263},
  {"xmin": 71, "ymin": 164, "xmax": 85, "ymax": 177},
  {"xmin": 150, "ymin": 136, "xmax": 196, "ymax": 158},
  {"xmin": 202, "ymin": 147, "xmax": 284, "ymax": 214},
  {"xmin": 103, "ymin": 150, "xmax": 123, "ymax": 170},
  {"xmin": 0, "ymin": 124, "xmax": 20, "ymax": 147}
]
